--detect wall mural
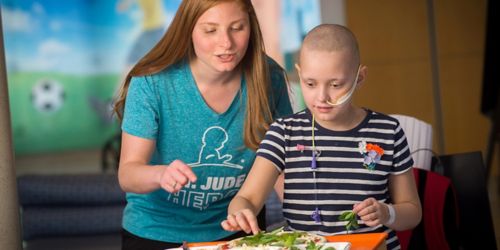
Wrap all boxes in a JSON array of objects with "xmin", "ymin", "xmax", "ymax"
[
  {"xmin": 1, "ymin": 0, "xmax": 319, "ymax": 155},
  {"xmin": 1, "ymin": 0, "xmax": 181, "ymax": 155}
]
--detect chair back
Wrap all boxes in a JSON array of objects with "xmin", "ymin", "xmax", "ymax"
[
  {"xmin": 390, "ymin": 114, "xmax": 433, "ymax": 170},
  {"xmin": 397, "ymin": 168, "xmax": 460, "ymax": 250}
]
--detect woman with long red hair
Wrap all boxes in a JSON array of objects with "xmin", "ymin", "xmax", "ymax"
[{"xmin": 113, "ymin": 0, "xmax": 292, "ymax": 249}]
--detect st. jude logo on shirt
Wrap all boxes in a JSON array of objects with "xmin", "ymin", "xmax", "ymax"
[{"xmin": 166, "ymin": 126, "xmax": 249, "ymax": 210}]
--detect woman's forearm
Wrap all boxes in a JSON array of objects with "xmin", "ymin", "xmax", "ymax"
[{"xmin": 118, "ymin": 162, "xmax": 164, "ymax": 193}]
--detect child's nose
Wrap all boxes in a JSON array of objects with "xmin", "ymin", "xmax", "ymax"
[{"xmin": 317, "ymin": 86, "xmax": 331, "ymax": 102}]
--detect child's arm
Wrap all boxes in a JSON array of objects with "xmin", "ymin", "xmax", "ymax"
[
  {"xmin": 273, "ymin": 173, "xmax": 285, "ymax": 202},
  {"xmin": 353, "ymin": 169, "xmax": 421, "ymax": 231},
  {"xmin": 221, "ymin": 156, "xmax": 280, "ymax": 235}
]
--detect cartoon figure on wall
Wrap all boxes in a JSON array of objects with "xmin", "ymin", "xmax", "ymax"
[{"xmin": 117, "ymin": 0, "xmax": 167, "ymax": 75}]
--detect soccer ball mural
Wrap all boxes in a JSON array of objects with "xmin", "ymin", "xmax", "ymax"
[{"xmin": 31, "ymin": 79, "xmax": 66, "ymax": 113}]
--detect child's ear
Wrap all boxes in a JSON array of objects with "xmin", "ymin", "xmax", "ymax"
[
  {"xmin": 295, "ymin": 63, "xmax": 303, "ymax": 82},
  {"xmin": 356, "ymin": 65, "xmax": 368, "ymax": 87},
  {"xmin": 294, "ymin": 63, "xmax": 301, "ymax": 74}
]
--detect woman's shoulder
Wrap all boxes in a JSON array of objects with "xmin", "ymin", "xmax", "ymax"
[
  {"xmin": 131, "ymin": 61, "xmax": 188, "ymax": 84},
  {"xmin": 155, "ymin": 60, "xmax": 188, "ymax": 78},
  {"xmin": 266, "ymin": 56, "xmax": 283, "ymax": 72},
  {"xmin": 265, "ymin": 56, "xmax": 286, "ymax": 84}
]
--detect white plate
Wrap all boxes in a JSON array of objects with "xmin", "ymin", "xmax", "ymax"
[
  {"xmin": 166, "ymin": 242, "xmax": 351, "ymax": 250},
  {"xmin": 299, "ymin": 242, "xmax": 351, "ymax": 250}
]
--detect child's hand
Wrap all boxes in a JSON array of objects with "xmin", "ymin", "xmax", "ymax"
[
  {"xmin": 352, "ymin": 197, "xmax": 390, "ymax": 227},
  {"xmin": 221, "ymin": 209, "xmax": 261, "ymax": 235}
]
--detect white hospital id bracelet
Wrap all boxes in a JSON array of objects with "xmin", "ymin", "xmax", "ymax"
[{"xmin": 386, "ymin": 204, "xmax": 396, "ymax": 225}]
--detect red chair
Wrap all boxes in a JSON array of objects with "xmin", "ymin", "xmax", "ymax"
[{"xmin": 397, "ymin": 167, "xmax": 460, "ymax": 250}]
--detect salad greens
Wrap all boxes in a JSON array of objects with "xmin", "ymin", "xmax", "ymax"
[
  {"xmin": 305, "ymin": 240, "xmax": 336, "ymax": 250},
  {"xmin": 235, "ymin": 227, "xmax": 305, "ymax": 247},
  {"xmin": 339, "ymin": 211, "xmax": 359, "ymax": 233},
  {"xmin": 231, "ymin": 227, "xmax": 334, "ymax": 250}
]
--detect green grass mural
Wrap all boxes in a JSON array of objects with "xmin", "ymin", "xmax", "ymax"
[{"xmin": 8, "ymin": 72, "xmax": 120, "ymax": 155}]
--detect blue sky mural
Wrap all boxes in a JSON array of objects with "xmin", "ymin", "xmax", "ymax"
[{"xmin": 1, "ymin": 0, "xmax": 181, "ymax": 75}]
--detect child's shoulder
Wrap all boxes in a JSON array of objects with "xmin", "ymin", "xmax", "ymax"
[
  {"xmin": 274, "ymin": 109, "xmax": 310, "ymax": 124},
  {"xmin": 364, "ymin": 109, "xmax": 401, "ymax": 127},
  {"xmin": 279, "ymin": 109, "xmax": 309, "ymax": 119}
]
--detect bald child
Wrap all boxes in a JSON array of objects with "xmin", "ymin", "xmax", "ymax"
[{"xmin": 222, "ymin": 24, "xmax": 421, "ymax": 250}]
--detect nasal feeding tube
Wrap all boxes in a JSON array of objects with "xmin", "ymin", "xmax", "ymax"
[
  {"xmin": 309, "ymin": 65, "xmax": 361, "ymax": 223},
  {"xmin": 310, "ymin": 114, "xmax": 321, "ymax": 223},
  {"xmin": 326, "ymin": 65, "xmax": 361, "ymax": 106}
]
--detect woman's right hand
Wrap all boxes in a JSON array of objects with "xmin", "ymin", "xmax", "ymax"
[
  {"xmin": 221, "ymin": 209, "xmax": 260, "ymax": 235},
  {"xmin": 159, "ymin": 160, "xmax": 197, "ymax": 193}
]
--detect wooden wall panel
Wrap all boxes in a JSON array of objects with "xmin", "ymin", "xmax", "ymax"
[
  {"xmin": 345, "ymin": 0, "xmax": 490, "ymax": 156},
  {"xmin": 348, "ymin": 1, "xmax": 429, "ymax": 63},
  {"xmin": 434, "ymin": 0, "xmax": 489, "ymax": 153},
  {"xmin": 439, "ymin": 57, "xmax": 489, "ymax": 152},
  {"xmin": 355, "ymin": 62, "xmax": 434, "ymax": 122}
]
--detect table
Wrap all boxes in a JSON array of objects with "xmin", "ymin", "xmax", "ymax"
[
  {"xmin": 325, "ymin": 233, "xmax": 387, "ymax": 250},
  {"xmin": 189, "ymin": 232, "xmax": 387, "ymax": 250}
]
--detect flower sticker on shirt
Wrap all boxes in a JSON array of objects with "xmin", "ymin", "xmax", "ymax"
[
  {"xmin": 358, "ymin": 141, "xmax": 384, "ymax": 170},
  {"xmin": 296, "ymin": 144, "xmax": 305, "ymax": 153}
]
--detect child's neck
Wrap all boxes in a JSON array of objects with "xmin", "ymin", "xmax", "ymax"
[{"xmin": 314, "ymin": 106, "xmax": 366, "ymax": 131}]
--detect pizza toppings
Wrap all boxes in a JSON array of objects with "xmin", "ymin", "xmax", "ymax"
[{"xmin": 224, "ymin": 227, "xmax": 333, "ymax": 250}]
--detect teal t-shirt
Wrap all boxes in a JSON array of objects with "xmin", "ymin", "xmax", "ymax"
[{"xmin": 121, "ymin": 59, "xmax": 292, "ymax": 243}]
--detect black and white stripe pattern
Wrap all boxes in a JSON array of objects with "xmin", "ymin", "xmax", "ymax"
[{"xmin": 257, "ymin": 109, "xmax": 413, "ymax": 250}]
